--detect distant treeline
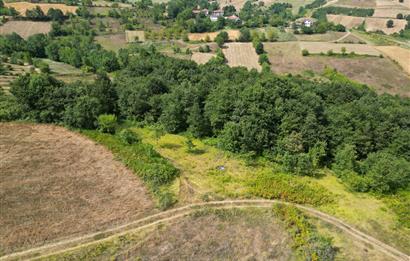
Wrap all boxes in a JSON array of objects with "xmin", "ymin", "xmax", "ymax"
[{"xmin": 313, "ymin": 6, "xmax": 375, "ymax": 20}]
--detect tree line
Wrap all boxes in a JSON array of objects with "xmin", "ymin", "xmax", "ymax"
[{"xmin": 2, "ymin": 45, "xmax": 409, "ymax": 195}]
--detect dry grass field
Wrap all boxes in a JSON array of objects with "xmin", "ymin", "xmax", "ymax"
[
  {"xmin": 222, "ymin": 43, "xmax": 262, "ymax": 71},
  {"xmin": 327, "ymin": 14, "xmax": 365, "ymax": 29},
  {"xmin": 299, "ymin": 41, "xmax": 381, "ymax": 56},
  {"xmin": 376, "ymin": 0, "xmax": 410, "ymax": 9},
  {"xmin": 188, "ymin": 30, "xmax": 240, "ymax": 41},
  {"xmin": 191, "ymin": 52, "xmax": 215, "ymax": 64},
  {"xmin": 376, "ymin": 46, "xmax": 410, "ymax": 75},
  {"xmin": 333, "ymin": 0, "xmax": 377, "ymax": 7},
  {"xmin": 295, "ymin": 31, "xmax": 348, "ymax": 42},
  {"xmin": 373, "ymin": 8, "xmax": 410, "ymax": 18},
  {"xmin": 95, "ymin": 33, "xmax": 127, "ymax": 52},
  {"xmin": 264, "ymin": 42, "xmax": 410, "ymax": 97},
  {"xmin": 0, "ymin": 123, "xmax": 154, "ymax": 255},
  {"xmin": 326, "ymin": 15, "xmax": 406, "ymax": 34},
  {"xmin": 0, "ymin": 21, "xmax": 51, "ymax": 39},
  {"xmin": 125, "ymin": 30, "xmax": 145, "ymax": 42},
  {"xmin": 5, "ymin": 2, "xmax": 78, "ymax": 15},
  {"xmin": 92, "ymin": 0, "xmax": 132, "ymax": 7}
]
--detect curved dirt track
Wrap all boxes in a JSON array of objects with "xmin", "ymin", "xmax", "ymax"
[{"xmin": 1, "ymin": 200, "xmax": 409, "ymax": 261}]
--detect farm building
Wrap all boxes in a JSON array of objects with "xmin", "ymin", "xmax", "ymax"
[{"xmin": 295, "ymin": 17, "xmax": 317, "ymax": 27}]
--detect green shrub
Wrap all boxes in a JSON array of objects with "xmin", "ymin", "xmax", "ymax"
[
  {"xmin": 97, "ymin": 114, "xmax": 117, "ymax": 134},
  {"xmin": 302, "ymin": 49, "xmax": 309, "ymax": 56},
  {"xmin": 249, "ymin": 171, "xmax": 334, "ymax": 206},
  {"xmin": 157, "ymin": 190, "xmax": 176, "ymax": 210},
  {"xmin": 118, "ymin": 128, "xmax": 140, "ymax": 144},
  {"xmin": 273, "ymin": 205, "xmax": 336, "ymax": 261}
]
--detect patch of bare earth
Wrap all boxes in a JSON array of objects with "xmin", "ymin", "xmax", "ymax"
[
  {"xmin": 223, "ymin": 43, "xmax": 262, "ymax": 71},
  {"xmin": 0, "ymin": 123, "xmax": 154, "ymax": 255},
  {"xmin": 114, "ymin": 209, "xmax": 293, "ymax": 260},
  {"xmin": 0, "ymin": 21, "xmax": 51, "ymax": 39},
  {"xmin": 264, "ymin": 42, "xmax": 410, "ymax": 97}
]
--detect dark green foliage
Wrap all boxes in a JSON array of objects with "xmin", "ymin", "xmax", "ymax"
[
  {"xmin": 119, "ymin": 128, "xmax": 141, "ymax": 144},
  {"xmin": 238, "ymin": 27, "xmax": 251, "ymax": 42},
  {"xmin": 387, "ymin": 19, "xmax": 394, "ymax": 28},
  {"xmin": 64, "ymin": 96, "xmax": 102, "ymax": 129},
  {"xmin": 215, "ymin": 31, "xmax": 228, "ymax": 47},
  {"xmin": 27, "ymin": 34, "xmax": 49, "ymax": 58},
  {"xmin": 313, "ymin": 6, "xmax": 374, "ymax": 18},
  {"xmin": 0, "ymin": 89, "xmax": 22, "ymax": 122},
  {"xmin": 26, "ymin": 6, "xmax": 47, "ymax": 21},
  {"xmin": 97, "ymin": 114, "xmax": 117, "ymax": 134}
]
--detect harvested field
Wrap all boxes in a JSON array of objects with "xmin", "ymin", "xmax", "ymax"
[
  {"xmin": 365, "ymin": 17, "xmax": 407, "ymax": 34},
  {"xmin": 44, "ymin": 208, "xmax": 293, "ymax": 260},
  {"xmin": 376, "ymin": 46, "xmax": 410, "ymax": 75},
  {"xmin": 265, "ymin": 42, "xmax": 410, "ymax": 97},
  {"xmin": 333, "ymin": 0, "xmax": 376, "ymax": 7},
  {"xmin": 299, "ymin": 41, "xmax": 381, "ymax": 56},
  {"xmin": 373, "ymin": 8, "xmax": 410, "ymax": 18},
  {"xmin": 222, "ymin": 43, "xmax": 261, "ymax": 71},
  {"xmin": 92, "ymin": 0, "xmax": 132, "ymax": 7},
  {"xmin": 0, "ymin": 21, "xmax": 51, "ymax": 39},
  {"xmin": 125, "ymin": 30, "xmax": 145, "ymax": 42},
  {"xmin": 295, "ymin": 31, "xmax": 348, "ymax": 42},
  {"xmin": 191, "ymin": 52, "xmax": 215, "ymax": 64},
  {"xmin": 327, "ymin": 14, "xmax": 365, "ymax": 29},
  {"xmin": 0, "ymin": 123, "xmax": 154, "ymax": 255},
  {"xmin": 95, "ymin": 33, "xmax": 127, "ymax": 52},
  {"xmin": 219, "ymin": 0, "xmax": 313, "ymax": 12},
  {"xmin": 335, "ymin": 32, "xmax": 364, "ymax": 43},
  {"xmin": 4, "ymin": 2, "xmax": 78, "ymax": 15},
  {"xmin": 376, "ymin": 0, "xmax": 410, "ymax": 9},
  {"xmin": 188, "ymin": 30, "xmax": 240, "ymax": 41}
]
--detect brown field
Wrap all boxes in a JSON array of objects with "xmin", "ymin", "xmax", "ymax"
[
  {"xmin": 265, "ymin": 42, "xmax": 410, "ymax": 97},
  {"xmin": 375, "ymin": 46, "xmax": 410, "ymax": 75},
  {"xmin": 191, "ymin": 52, "xmax": 215, "ymax": 64},
  {"xmin": 373, "ymin": 8, "xmax": 410, "ymax": 18},
  {"xmin": 92, "ymin": 0, "xmax": 132, "ymax": 8},
  {"xmin": 333, "ymin": 0, "xmax": 376, "ymax": 7},
  {"xmin": 327, "ymin": 14, "xmax": 365, "ymax": 29},
  {"xmin": 125, "ymin": 30, "xmax": 145, "ymax": 42},
  {"xmin": 5, "ymin": 2, "xmax": 78, "ymax": 15},
  {"xmin": 95, "ymin": 33, "xmax": 127, "ymax": 52},
  {"xmin": 326, "ymin": 15, "xmax": 406, "ymax": 34},
  {"xmin": 295, "ymin": 31, "xmax": 348, "ymax": 42},
  {"xmin": 222, "ymin": 43, "xmax": 262, "ymax": 71},
  {"xmin": 188, "ymin": 30, "xmax": 240, "ymax": 41},
  {"xmin": 376, "ymin": 0, "xmax": 410, "ymax": 9},
  {"xmin": 0, "ymin": 21, "xmax": 51, "ymax": 39},
  {"xmin": 299, "ymin": 41, "xmax": 381, "ymax": 56},
  {"xmin": 365, "ymin": 17, "xmax": 407, "ymax": 34},
  {"xmin": 0, "ymin": 123, "xmax": 154, "ymax": 255}
]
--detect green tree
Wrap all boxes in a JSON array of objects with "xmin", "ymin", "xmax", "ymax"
[
  {"xmin": 215, "ymin": 31, "xmax": 228, "ymax": 47},
  {"xmin": 64, "ymin": 96, "xmax": 102, "ymax": 129},
  {"xmin": 386, "ymin": 19, "xmax": 394, "ymax": 28}
]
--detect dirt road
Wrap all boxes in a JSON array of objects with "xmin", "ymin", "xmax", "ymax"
[{"xmin": 1, "ymin": 200, "xmax": 408, "ymax": 261}]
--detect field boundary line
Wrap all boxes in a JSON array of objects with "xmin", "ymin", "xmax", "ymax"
[{"xmin": 1, "ymin": 200, "xmax": 408, "ymax": 261}]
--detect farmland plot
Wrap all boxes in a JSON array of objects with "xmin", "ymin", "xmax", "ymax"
[
  {"xmin": 333, "ymin": 0, "xmax": 377, "ymax": 7},
  {"xmin": 327, "ymin": 14, "xmax": 365, "ymax": 29},
  {"xmin": 299, "ymin": 42, "xmax": 381, "ymax": 56},
  {"xmin": 373, "ymin": 8, "xmax": 410, "ymax": 18},
  {"xmin": 191, "ymin": 52, "xmax": 215, "ymax": 64},
  {"xmin": 0, "ymin": 21, "xmax": 51, "ymax": 39},
  {"xmin": 365, "ymin": 17, "xmax": 407, "ymax": 34},
  {"xmin": 222, "ymin": 43, "xmax": 262, "ymax": 71},
  {"xmin": 5, "ymin": 2, "xmax": 78, "ymax": 15},
  {"xmin": 125, "ymin": 30, "xmax": 146, "ymax": 42},
  {"xmin": 0, "ymin": 124, "xmax": 154, "ymax": 255},
  {"xmin": 188, "ymin": 30, "xmax": 240, "ymax": 41},
  {"xmin": 264, "ymin": 42, "xmax": 410, "ymax": 97},
  {"xmin": 376, "ymin": 46, "xmax": 410, "ymax": 75},
  {"xmin": 219, "ymin": 0, "xmax": 314, "ymax": 12}
]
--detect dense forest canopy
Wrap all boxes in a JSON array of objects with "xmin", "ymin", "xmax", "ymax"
[{"xmin": 2, "ymin": 45, "xmax": 409, "ymax": 195}]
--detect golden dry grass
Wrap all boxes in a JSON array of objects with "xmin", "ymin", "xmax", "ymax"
[
  {"xmin": 376, "ymin": 0, "xmax": 410, "ymax": 9},
  {"xmin": 295, "ymin": 31, "xmax": 348, "ymax": 42},
  {"xmin": 222, "ymin": 43, "xmax": 262, "ymax": 71},
  {"xmin": 327, "ymin": 14, "xmax": 365, "ymax": 29},
  {"xmin": 365, "ymin": 17, "xmax": 407, "ymax": 34},
  {"xmin": 333, "ymin": 0, "xmax": 377, "ymax": 7},
  {"xmin": 125, "ymin": 30, "xmax": 145, "ymax": 42},
  {"xmin": 373, "ymin": 8, "xmax": 410, "ymax": 18},
  {"xmin": 5, "ymin": 2, "xmax": 78, "ymax": 15},
  {"xmin": 299, "ymin": 41, "xmax": 381, "ymax": 55},
  {"xmin": 0, "ymin": 123, "xmax": 154, "ymax": 255},
  {"xmin": 188, "ymin": 30, "xmax": 240, "ymax": 41},
  {"xmin": 0, "ymin": 21, "xmax": 51, "ymax": 39},
  {"xmin": 376, "ymin": 46, "xmax": 410, "ymax": 75},
  {"xmin": 191, "ymin": 52, "xmax": 215, "ymax": 64}
]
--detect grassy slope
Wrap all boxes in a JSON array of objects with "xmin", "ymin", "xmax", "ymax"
[{"xmin": 135, "ymin": 127, "xmax": 410, "ymax": 254}]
